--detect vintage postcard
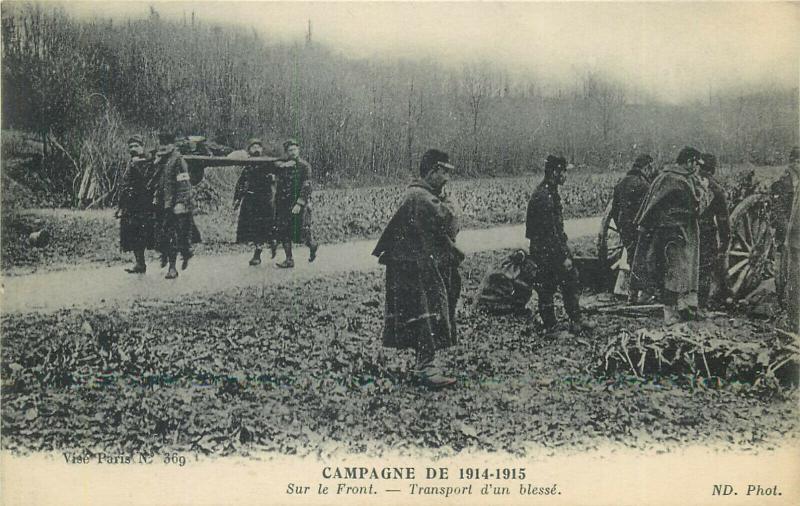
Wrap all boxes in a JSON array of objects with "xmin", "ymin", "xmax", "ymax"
[{"xmin": 1, "ymin": 1, "xmax": 799, "ymax": 504}]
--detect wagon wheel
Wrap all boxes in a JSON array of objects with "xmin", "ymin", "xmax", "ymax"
[
  {"xmin": 597, "ymin": 199, "xmax": 625, "ymax": 270},
  {"xmin": 727, "ymin": 194, "xmax": 776, "ymax": 300}
]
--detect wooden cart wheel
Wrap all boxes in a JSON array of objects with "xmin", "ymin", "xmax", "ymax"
[
  {"xmin": 727, "ymin": 194, "xmax": 776, "ymax": 300},
  {"xmin": 597, "ymin": 199, "xmax": 625, "ymax": 270}
]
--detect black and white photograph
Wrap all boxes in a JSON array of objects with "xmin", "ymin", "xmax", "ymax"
[{"xmin": 1, "ymin": 1, "xmax": 799, "ymax": 504}]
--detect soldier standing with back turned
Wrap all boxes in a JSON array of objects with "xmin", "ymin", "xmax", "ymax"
[
  {"xmin": 630, "ymin": 147, "xmax": 711, "ymax": 324},
  {"xmin": 697, "ymin": 152, "xmax": 731, "ymax": 307},
  {"xmin": 609, "ymin": 154, "xmax": 656, "ymax": 304}
]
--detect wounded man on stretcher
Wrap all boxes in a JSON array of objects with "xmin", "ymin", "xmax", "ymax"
[{"xmin": 474, "ymin": 250, "xmax": 541, "ymax": 315}]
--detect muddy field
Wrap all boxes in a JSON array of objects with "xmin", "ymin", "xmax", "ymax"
[{"xmin": 2, "ymin": 248, "xmax": 797, "ymax": 458}]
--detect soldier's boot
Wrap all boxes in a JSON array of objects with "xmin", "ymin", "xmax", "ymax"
[
  {"xmin": 165, "ymin": 254, "xmax": 179, "ymax": 279},
  {"xmin": 627, "ymin": 290, "xmax": 640, "ymax": 306},
  {"xmin": 562, "ymin": 268, "xmax": 593, "ymax": 335},
  {"xmin": 414, "ymin": 348, "xmax": 455, "ymax": 389},
  {"xmin": 539, "ymin": 300, "xmax": 559, "ymax": 338},
  {"xmin": 277, "ymin": 241, "xmax": 294, "ymax": 268},
  {"xmin": 249, "ymin": 248, "xmax": 262, "ymax": 266},
  {"xmin": 125, "ymin": 249, "xmax": 147, "ymax": 274},
  {"xmin": 181, "ymin": 249, "xmax": 193, "ymax": 271},
  {"xmin": 269, "ymin": 241, "xmax": 278, "ymax": 259},
  {"xmin": 679, "ymin": 306, "xmax": 702, "ymax": 321},
  {"xmin": 678, "ymin": 291, "xmax": 701, "ymax": 321},
  {"xmin": 309, "ymin": 242, "xmax": 319, "ymax": 263},
  {"xmin": 418, "ymin": 367, "xmax": 457, "ymax": 389},
  {"xmin": 160, "ymin": 254, "xmax": 168, "ymax": 269}
]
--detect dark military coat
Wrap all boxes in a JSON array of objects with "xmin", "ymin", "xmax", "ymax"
[
  {"xmin": 373, "ymin": 180, "xmax": 463, "ymax": 351},
  {"xmin": 610, "ymin": 167, "xmax": 651, "ymax": 252},
  {"xmin": 234, "ymin": 159, "xmax": 277, "ymax": 244},
  {"xmin": 118, "ymin": 155, "xmax": 157, "ymax": 252},
  {"xmin": 275, "ymin": 158, "xmax": 313, "ymax": 243},
  {"xmin": 525, "ymin": 180, "xmax": 570, "ymax": 267}
]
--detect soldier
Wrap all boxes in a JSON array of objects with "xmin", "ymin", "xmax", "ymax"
[
  {"xmin": 525, "ymin": 155, "xmax": 595, "ymax": 335},
  {"xmin": 233, "ymin": 138, "xmax": 278, "ymax": 265},
  {"xmin": 609, "ymin": 154, "xmax": 656, "ymax": 303},
  {"xmin": 783, "ymin": 147, "xmax": 800, "ymax": 333},
  {"xmin": 274, "ymin": 139, "xmax": 319, "ymax": 268},
  {"xmin": 772, "ymin": 146, "xmax": 800, "ymax": 299},
  {"xmin": 117, "ymin": 134, "xmax": 156, "ymax": 274},
  {"xmin": 698, "ymin": 153, "xmax": 731, "ymax": 307},
  {"xmin": 152, "ymin": 131, "xmax": 196, "ymax": 279},
  {"xmin": 373, "ymin": 149, "xmax": 462, "ymax": 389},
  {"xmin": 630, "ymin": 147, "xmax": 710, "ymax": 324}
]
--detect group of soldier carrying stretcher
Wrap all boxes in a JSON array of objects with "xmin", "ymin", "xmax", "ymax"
[
  {"xmin": 117, "ymin": 132, "xmax": 317, "ymax": 279},
  {"xmin": 118, "ymin": 135, "xmax": 800, "ymax": 389}
]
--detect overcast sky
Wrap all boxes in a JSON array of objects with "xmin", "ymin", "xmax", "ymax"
[{"xmin": 59, "ymin": 1, "xmax": 800, "ymax": 103}]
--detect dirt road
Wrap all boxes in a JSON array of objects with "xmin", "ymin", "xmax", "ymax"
[{"xmin": 1, "ymin": 217, "xmax": 600, "ymax": 313}]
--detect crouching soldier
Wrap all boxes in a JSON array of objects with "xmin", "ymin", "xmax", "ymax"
[
  {"xmin": 233, "ymin": 138, "xmax": 278, "ymax": 265},
  {"xmin": 152, "ymin": 131, "xmax": 197, "ymax": 279},
  {"xmin": 474, "ymin": 250, "xmax": 539, "ymax": 316},
  {"xmin": 373, "ymin": 149, "xmax": 462, "ymax": 389},
  {"xmin": 117, "ymin": 134, "xmax": 157, "ymax": 273},
  {"xmin": 525, "ymin": 155, "xmax": 595, "ymax": 335}
]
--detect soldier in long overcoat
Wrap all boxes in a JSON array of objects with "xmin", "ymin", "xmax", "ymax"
[
  {"xmin": 698, "ymin": 153, "xmax": 731, "ymax": 307},
  {"xmin": 630, "ymin": 147, "xmax": 711, "ymax": 323},
  {"xmin": 233, "ymin": 138, "xmax": 278, "ymax": 265},
  {"xmin": 373, "ymin": 149, "xmax": 462, "ymax": 389},
  {"xmin": 525, "ymin": 155, "xmax": 595, "ymax": 335},
  {"xmin": 611, "ymin": 154, "xmax": 655, "ymax": 254},
  {"xmin": 274, "ymin": 139, "xmax": 318, "ymax": 268},
  {"xmin": 117, "ymin": 134, "xmax": 157, "ymax": 274},
  {"xmin": 152, "ymin": 131, "xmax": 197, "ymax": 279},
  {"xmin": 609, "ymin": 154, "xmax": 656, "ymax": 303}
]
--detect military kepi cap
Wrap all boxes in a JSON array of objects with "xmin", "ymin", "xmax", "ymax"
[
  {"xmin": 157, "ymin": 130, "xmax": 176, "ymax": 144},
  {"xmin": 545, "ymin": 155, "xmax": 567, "ymax": 171},
  {"xmin": 633, "ymin": 154, "xmax": 653, "ymax": 169},
  {"xmin": 676, "ymin": 146, "xmax": 702, "ymax": 165},
  {"xmin": 283, "ymin": 138, "xmax": 300, "ymax": 150},
  {"xmin": 247, "ymin": 138, "xmax": 264, "ymax": 150}
]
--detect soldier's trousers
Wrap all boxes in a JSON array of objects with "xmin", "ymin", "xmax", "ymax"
[
  {"xmin": 699, "ymin": 231, "xmax": 727, "ymax": 306},
  {"xmin": 535, "ymin": 259, "xmax": 581, "ymax": 328},
  {"xmin": 156, "ymin": 211, "xmax": 192, "ymax": 258}
]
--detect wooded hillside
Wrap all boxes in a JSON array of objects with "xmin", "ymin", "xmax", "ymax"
[{"xmin": 2, "ymin": 3, "xmax": 797, "ymax": 205}]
